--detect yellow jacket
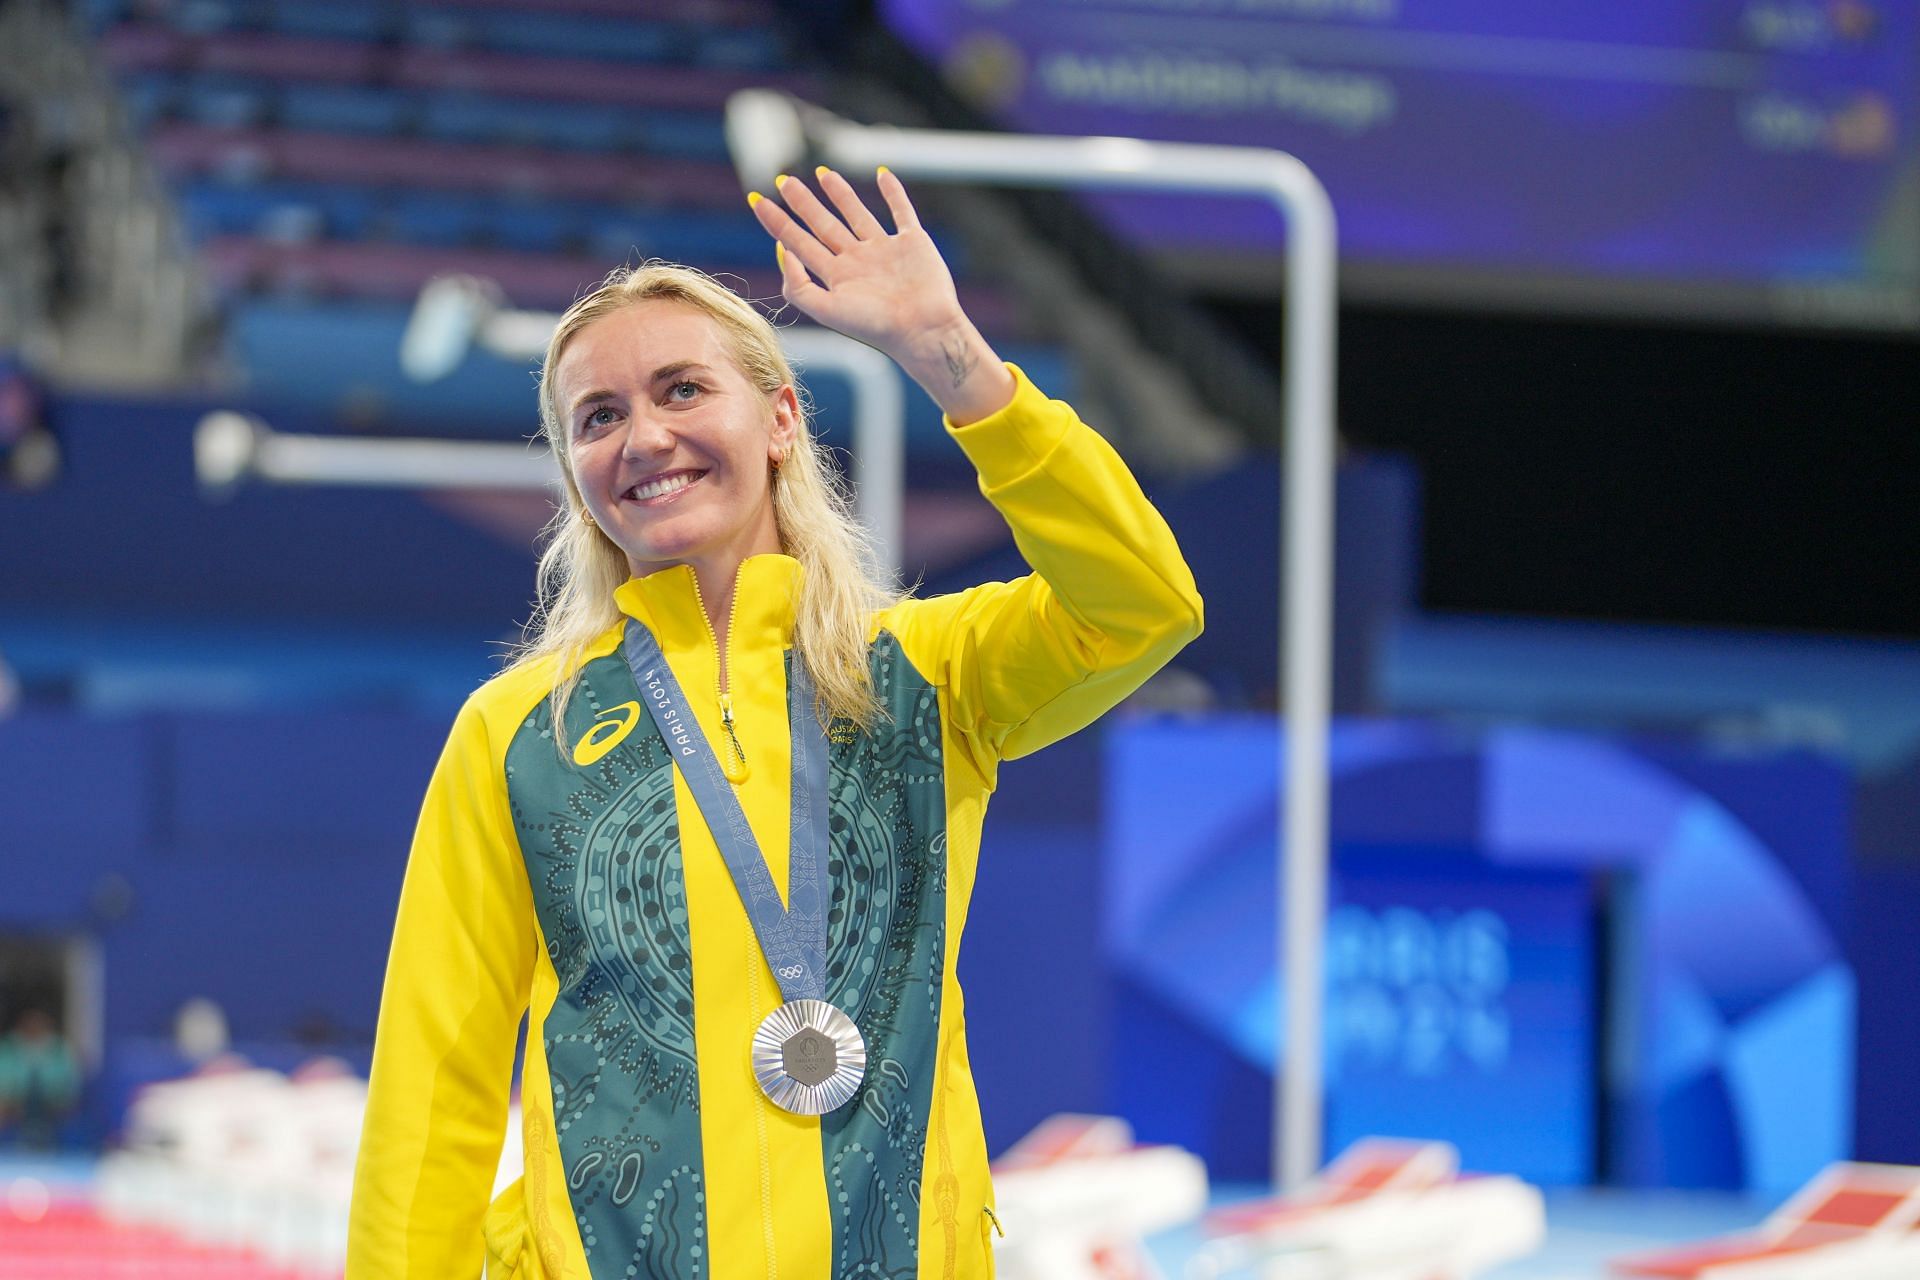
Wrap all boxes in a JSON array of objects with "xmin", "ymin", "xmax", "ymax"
[{"xmin": 346, "ymin": 363, "xmax": 1202, "ymax": 1280}]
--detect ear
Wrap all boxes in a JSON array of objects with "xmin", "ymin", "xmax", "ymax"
[{"xmin": 768, "ymin": 384, "xmax": 800, "ymax": 463}]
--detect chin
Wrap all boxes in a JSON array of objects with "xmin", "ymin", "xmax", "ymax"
[{"xmin": 612, "ymin": 524, "xmax": 722, "ymax": 572}]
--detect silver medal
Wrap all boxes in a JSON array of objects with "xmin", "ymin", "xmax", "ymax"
[{"xmin": 752, "ymin": 999, "xmax": 866, "ymax": 1115}]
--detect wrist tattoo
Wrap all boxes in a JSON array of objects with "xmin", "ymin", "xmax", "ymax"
[{"xmin": 941, "ymin": 339, "xmax": 977, "ymax": 389}]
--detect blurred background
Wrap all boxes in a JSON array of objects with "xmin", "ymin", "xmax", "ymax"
[{"xmin": 0, "ymin": 0, "xmax": 1916, "ymax": 1274}]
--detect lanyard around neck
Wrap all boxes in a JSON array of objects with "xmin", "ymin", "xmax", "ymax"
[{"xmin": 621, "ymin": 620, "xmax": 831, "ymax": 1006}]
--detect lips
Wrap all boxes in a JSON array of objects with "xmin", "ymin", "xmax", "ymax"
[{"xmin": 623, "ymin": 469, "xmax": 707, "ymax": 504}]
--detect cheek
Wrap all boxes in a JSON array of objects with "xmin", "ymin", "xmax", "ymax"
[
  {"xmin": 569, "ymin": 435, "xmax": 613, "ymax": 478},
  {"xmin": 715, "ymin": 421, "xmax": 776, "ymax": 473},
  {"xmin": 567, "ymin": 447, "xmax": 613, "ymax": 509}
]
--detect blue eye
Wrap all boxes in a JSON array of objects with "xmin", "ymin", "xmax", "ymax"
[
  {"xmin": 584, "ymin": 406, "xmax": 618, "ymax": 429},
  {"xmin": 668, "ymin": 380, "xmax": 701, "ymax": 401}
]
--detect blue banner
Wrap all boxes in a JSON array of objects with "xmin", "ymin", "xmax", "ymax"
[
  {"xmin": 1104, "ymin": 716, "xmax": 1853, "ymax": 1191},
  {"xmin": 885, "ymin": 0, "xmax": 1920, "ymax": 320}
]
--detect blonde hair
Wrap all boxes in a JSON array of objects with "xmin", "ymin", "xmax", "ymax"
[{"xmin": 505, "ymin": 262, "xmax": 899, "ymax": 738}]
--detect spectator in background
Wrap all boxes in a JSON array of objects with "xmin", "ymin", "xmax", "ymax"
[
  {"xmin": 0, "ymin": 351, "xmax": 59, "ymax": 491},
  {"xmin": 172, "ymin": 996, "xmax": 231, "ymax": 1065},
  {"xmin": 0, "ymin": 1007, "xmax": 82, "ymax": 1150}
]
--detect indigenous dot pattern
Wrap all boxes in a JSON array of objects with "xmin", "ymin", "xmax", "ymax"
[
  {"xmin": 817, "ymin": 634, "xmax": 947, "ymax": 1279},
  {"xmin": 507, "ymin": 647, "xmax": 705, "ymax": 1280},
  {"xmin": 504, "ymin": 632, "xmax": 949, "ymax": 1280}
]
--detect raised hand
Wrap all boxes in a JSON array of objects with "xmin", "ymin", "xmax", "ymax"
[{"xmin": 749, "ymin": 167, "xmax": 1014, "ymax": 425}]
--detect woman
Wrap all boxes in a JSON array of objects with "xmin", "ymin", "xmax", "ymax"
[{"xmin": 346, "ymin": 168, "xmax": 1202, "ymax": 1280}]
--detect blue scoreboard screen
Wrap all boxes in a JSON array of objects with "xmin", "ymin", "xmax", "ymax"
[{"xmin": 883, "ymin": 0, "xmax": 1920, "ymax": 327}]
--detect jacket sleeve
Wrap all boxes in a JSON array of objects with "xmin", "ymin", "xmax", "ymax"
[
  {"xmin": 885, "ymin": 362, "xmax": 1204, "ymax": 763},
  {"xmin": 346, "ymin": 696, "xmax": 535, "ymax": 1279}
]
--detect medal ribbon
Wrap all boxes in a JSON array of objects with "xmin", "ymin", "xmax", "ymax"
[{"xmin": 622, "ymin": 621, "xmax": 831, "ymax": 1006}]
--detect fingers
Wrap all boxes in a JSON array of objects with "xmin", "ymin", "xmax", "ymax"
[
  {"xmin": 773, "ymin": 173, "xmax": 859, "ymax": 254},
  {"xmin": 812, "ymin": 166, "xmax": 887, "ymax": 241},
  {"xmin": 775, "ymin": 238, "xmax": 824, "ymax": 311},
  {"xmin": 875, "ymin": 166, "xmax": 922, "ymax": 232},
  {"xmin": 747, "ymin": 189, "xmax": 836, "ymax": 283},
  {"xmin": 748, "ymin": 167, "xmax": 923, "ymax": 319}
]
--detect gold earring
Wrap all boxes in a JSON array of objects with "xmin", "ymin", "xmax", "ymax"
[{"xmin": 581, "ymin": 508, "xmax": 596, "ymax": 526}]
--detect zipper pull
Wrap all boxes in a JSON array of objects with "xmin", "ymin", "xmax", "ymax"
[
  {"xmin": 983, "ymin": 1205, "xmax": 1005, "ymax": 1239},
  {"xmin": 718, "ymin": 693, "xmax": 749, "ymax": 783}
]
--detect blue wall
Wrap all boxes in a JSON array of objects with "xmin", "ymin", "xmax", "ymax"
[
  {"xmin": 3, "ymin": 700, "xmax": 1913, "ymax": 1184},
  {"xmin": 0, "ymin": 703, "xmax": 1114, "ymax": 1157},
  {"xmin": 1105, "ymin": 717, "xmax": 1855, "ymax": 1193}
]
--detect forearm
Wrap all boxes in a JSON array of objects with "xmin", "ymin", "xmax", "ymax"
[
  {"xmin": 893, "ymin": 314, "xmax": 1017, "ymax": 427},
  {"xmin": 949, "ymin": 365, "xmax": 1199, "ymax": 622},
  {"xmin": 940, "ymin": 364, "xmax": 1203, "ymax": 754}
]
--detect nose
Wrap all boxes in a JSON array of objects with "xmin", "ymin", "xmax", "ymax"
[{"xmin": 620, "ymin": 407, "xmax": 674, "ymax": 461}]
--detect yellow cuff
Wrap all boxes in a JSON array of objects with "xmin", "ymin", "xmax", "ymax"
[{"xmin": 942, "ymin": 362, "xmax": 1073, "ymax": 489}]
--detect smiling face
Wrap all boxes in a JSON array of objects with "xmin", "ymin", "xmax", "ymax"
[{"xmin": 556, "ymin": 299, "xmax": 798, "ymax": 586}]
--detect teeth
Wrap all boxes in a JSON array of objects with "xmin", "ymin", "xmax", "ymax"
[{"xmin": 630, "ymin": 472, "xmax": 698, "ymax": 501}]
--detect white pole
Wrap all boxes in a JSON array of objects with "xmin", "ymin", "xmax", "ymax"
[
  {"xmin": 732, "ymin": 93, "xmax": 1338, "ymax": 1189},
  {"xmin": 193, "ymin": 410, "xmax": 560, "ymax": 493},
  {"xmin": 1279, "ymin": 165, "xmax": 1336, "ymax": 1197}
]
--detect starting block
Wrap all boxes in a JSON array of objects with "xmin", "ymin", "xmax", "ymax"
[
  {"xmin": 1612, "ymin": 1161, "xmax": 1920, "ymax": 1280},
  {"xmin": 988, "ymin": 1113, "xmax": 1210, "ymax": 1280},
  {"xmin": 1192, "ymin": 1138, "xmax": 1546, "ymax": 1279}
]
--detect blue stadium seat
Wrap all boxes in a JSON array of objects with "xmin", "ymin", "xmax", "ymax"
[
  {"xmin": 170, "ymin": 0, "xmax": 248, "ymax": 36},
  {"xmin": 471, "ymin": 11, "xmax": 676, "ymax": 62},
  {"xmin": 308, "ymin": 185, "xmax": 383, "ymax": 240},
  {"xmin": 519, "ymin": 100, "xmax": 634, "ymax": 153},
  {"xmin": 584, "ymin": 210, "xmax": 970, "ymax": 276},
  {"xmin": 269, "ymin": 182, "xmax": 382, "ymax": 240},
  {"xmin": 279, "ymin": 84, "xmax": 415, "ymax": 136},
  {"xmin": 485, "ymin": 200, "xmax": 585, "ymax": 255},
  {"xmin": 180, "ymin": 77, "xmax": 269, "ymax": 129},
  {"xmin": 418, "ymin": 95, "xmax": 634, "ymax": 153},
  {"xmin": 175, "ymin": 182, "xmax": 269, "ymax": 240},
  {"xmin": 633, "ymin": 110, "xmax": 731, "ymax": 162},
  {"xmin": 179, "ymin": 180, "xmax": 599, "ymax": 254},
  {"xmin": 414, "ymin": 94, "xmax": 514, "ymax": 145},
  {"xmin": 696, "ymin": 26, "xmax": 788, "ymax": 72},
  {"xmin": 117, "ymin": 72, "xmax": 180, "ymax": 130},
  {"xmin": 176, "ymin": 181, "xmax": 318, "ymax": 242},
  {"xmin": 384, "ymin": 192, "xmax": 587, "ymax": 254},
  {"xmin": 226, "ymin": 298, "xmax": 544, "ymax": 429},
  {"xmin": 76, "ymin": 0, "xmax": 131, "ymax": 29},
  {"xmin": 175, "ymin": 179, "xmax": 383, "ymax": 243},
  {"xmin": 585, "ymin": 211, "xmax": 771, "ymax": 268},
  {"xmin": 397, "ymin": 8, "xmax": 474, "ymax": 49},
  {"xmin": 381, "ymin": 193, "xmax": 494, "ymax": 249},
  {"xmin": 266, "ymin": 0, "xmax": 394, "ymax": 41}
]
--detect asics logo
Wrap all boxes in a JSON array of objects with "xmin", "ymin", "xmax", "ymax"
[{"xmin": 573, "ymin": 701, "xmax": 642, "ymax": 766}]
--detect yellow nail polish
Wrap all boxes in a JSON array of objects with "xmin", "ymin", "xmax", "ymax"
[
  {"xmin": 814, "ymin": 164, "xmax": 830, "ymax": 178},
  {"xmin": 877, "ymin": 165, "xmax": 892, "ymax": 178},
  {"xmin": 747, "ymin": 191, "xmax": 763, "ymax": 207},
  {"xmin": 776, "ymin": 243, "xmax": 786, "ymax": 268},
  {"xmin": 774, "ymin": 173, "xmax": 790, "ymax": 189}
]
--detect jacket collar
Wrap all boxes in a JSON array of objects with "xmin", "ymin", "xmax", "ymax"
[{"xmin": 612, "ymin": 553, "xmax": 803, "ymax": 657}]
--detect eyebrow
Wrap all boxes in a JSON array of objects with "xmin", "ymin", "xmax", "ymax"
[
  {"xmin": 649, "ymin": 359, "xmax": 710, "ymax": 385},
  {"xmin": 568, "ymin": 361, "xmax": 714, "ymax": 417}
]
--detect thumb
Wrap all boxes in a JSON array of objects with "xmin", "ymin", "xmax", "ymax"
[{"xmin": 776, "ymin": 241, "xmax": 827, "ymax": 316}]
